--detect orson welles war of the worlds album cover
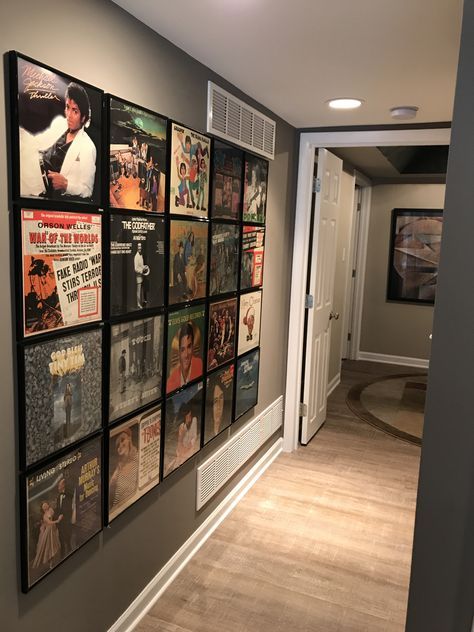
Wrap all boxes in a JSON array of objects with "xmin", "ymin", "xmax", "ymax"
[
  {"xmin": 110, "ymin": 214, "xmax": 165, "ymax": 316},
  {"xmin": 24, "ymin": 437, "xmax": 102, "ymax": 591},
  {"xmin": 15, "ymin": 54, "xmax": 102, "ymax": 205},
  {"xmin": 23, "ymin": 328, "xmax": 102, "ymax": 468},
  {"xmin": 109, "ymin": 315, "xmax": 164, "ymax": 422},
  {"xmin": 170, "ymin": 123, "xmax": 210, "ymax": 218},
  {"xmin": 108, "ymin": 405, "xmax": 161, "ymax": 523},
  {"xmin": 109, "ymin": 97, "xmax": 167, "ymax": 213},
  {"xmin": 21, "ymin": 209, "xmax": 102, "ymax": 337}
]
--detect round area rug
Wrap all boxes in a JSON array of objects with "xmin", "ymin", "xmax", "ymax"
[{"xmin": 346, "ymin": 373, "xmax": 427, "ymax": 446}]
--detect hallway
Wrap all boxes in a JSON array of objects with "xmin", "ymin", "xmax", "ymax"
[{"xmin": 136, "ymin": 361, "xmax": 421, "ymax": 632}]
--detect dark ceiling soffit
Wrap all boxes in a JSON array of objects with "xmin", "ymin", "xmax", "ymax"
[{"xmin": 296, "ymin": 121, "xmax": 451, "ymax": 135}]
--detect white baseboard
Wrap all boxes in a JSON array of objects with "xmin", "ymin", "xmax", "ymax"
[
  {"xmin": 108, "ymin": 437, "xmax": 283, "ymax": 632},
  {"xmin": 357, "ymin": 351, "xmax": 429, "ymax": 369},
  {"xmin": 327, "ymin": 373, "xmax": 341, "ymax": 397}
]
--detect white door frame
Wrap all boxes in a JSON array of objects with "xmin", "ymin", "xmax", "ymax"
[{"xmin": 283, "ymin": 127, "xmax": 451, "ymax": 453}]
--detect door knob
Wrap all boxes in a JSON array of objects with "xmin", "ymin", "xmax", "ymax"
[{"xmin": 329, "ymin": 310, "xmax": 340, "ymax": 321}]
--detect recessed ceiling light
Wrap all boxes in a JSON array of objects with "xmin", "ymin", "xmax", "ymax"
[
  {"xmin": 390, "ymin": 106, "xmax": 419, "ymax": 120},
  {"xmin": 327, "ymin": 98, "xmax": 363, "ymax": 110}
]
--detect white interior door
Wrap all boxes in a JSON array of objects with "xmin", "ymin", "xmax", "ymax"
[{"xmin": 301, "ymin": 148, "xmax": 342, "ymax": 444}]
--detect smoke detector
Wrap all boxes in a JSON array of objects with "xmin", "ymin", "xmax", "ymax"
[{"xmin": 390, "ymin": 106, "xmax": 419, "ymax": 120}]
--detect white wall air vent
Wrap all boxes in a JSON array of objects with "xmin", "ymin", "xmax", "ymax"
[
  {"xmin": 196, "ymin": 397, "xmax": 283, "ymax": 510},
  {"xmin": 207, "ymin": 82, "xmax": 276, "ymax": 160}
]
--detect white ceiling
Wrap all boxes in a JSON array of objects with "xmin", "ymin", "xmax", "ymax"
[{"xmin": 113, "ymin": 0, "xmax": 463, "ymax": 129}]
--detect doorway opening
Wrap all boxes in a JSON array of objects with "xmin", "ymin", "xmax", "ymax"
[{"xmin": 285, "ymin": 127, "xmax": 451, "ymax": 451}]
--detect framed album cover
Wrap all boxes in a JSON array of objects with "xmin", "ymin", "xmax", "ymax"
[
  {"xmin": 235, "ymin": 349, "xmax": 260, "ymax": 420},
  {"xmin": 163, "ymin": 382, "xmax": 203, "ymax": 478},
  {"xmin": 107, "ymin": 405, "xmax": 162, "ymax": 523},
  {"xmin": 109, "ymin": 314, "xmax": 164, "ymax": 422},
  {"xmin": 241, "ymin": 225, "xmax": 264, "ymax": 290},
  {"xmin": 110, "ymin": 213, "xmax": 165, "ymax": 316},
  {"xmin": 20, "ymin": 209, "xmax": 102, "ymax": 338},
  {"xmin": 169, "ymin": 122, "xmax": 210, "ymax": 217},
  {"xmin": 109, "ymin": 96, "xmax": 167, "ymax": 213},
  {"xmin": 22, "ymin": 327, "xmax": 102, "ymax": 468},
  {"xmin": 166, "ymin": 304, "xmax": 205, "ymax": 394},
  {"xmin": 211, "ymin": 141, "xmax": 242, "ymax": 220},
  {"xmin": 204, "ymin": 364, "xmax": 234, "ymax": 445},
  {"xmin": 169, "ymin": 218, "xmax": 208, "ymax": 305},
  {"xmin": 10, "ymin": 52, "xmax": 103, "ymax": 207},
  {"xmin": 207, "ymin": 298, "xmax": 237, "ymax": 371},
  {"xmin": 209, "ymin": 223, "xmax": 239, "ymax": 296},
  {"xmin": 387, "ymin": 208, "xmax": 443, "ymax": 304},
  {"xmin": 22, "ymin": 435, "xmax": 102, "ymax": 592},
  {"xmin": 243, "ymin": 154, "xmax": 268, "ymax": 224},
  {"xmin": 237, "ymin": 290, "xmax": 262, "ymax": 356}
]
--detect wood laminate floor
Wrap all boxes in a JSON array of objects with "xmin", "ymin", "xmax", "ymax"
[{"xmin": 136, "ymin": 361, "xmax": 421, "ymax": 632}]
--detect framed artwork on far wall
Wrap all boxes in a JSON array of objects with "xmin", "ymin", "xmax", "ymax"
[
  {"xmin": 235, "ymin": 348, "xmax": 260, "ymax": 420},
  {"xmin": 108, "ymin": 96, "xmax": 167, "ymax": 213},
  {"xmin": 107, "ymin": 405, "xmax": 162, "ymax": 523},
  {"xmin": 387, "ymin": 208, "xmax": 443, "ymax": 304},
  {"xmin": 207, "ymin": 297, "xmax": 237, "ymax": 371},
  {"xmin": 169, "ymin": 218, "xmax": 208, "ymax": 305},
  {"xmin": 243, "ymin": 154, "xmax": 268, "ymax": 224},
  {"xmin": 166, "ymin": 304, "xmax": 205, "ymax": 395},
  {"xmin": 10, "ymin": 52, "xmax": 103, "ymax": 208},
  {"xmin": 22, "ymin": 435, "xmax": 102, "ymax": 592},
  {"xmin": 169, "ymin": 122, "xmax": 210, "ymax": 217}
]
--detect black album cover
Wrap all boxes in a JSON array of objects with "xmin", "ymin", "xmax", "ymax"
[
  {"xmin": 110, "ymin": 214, "xmax": 165, "ymax": 316},
  {"xmin": 235, "ymin": 349, "xmax": 260, "ymax": 419},
  {"xmin": 23, "ymin": 328, "xmax": 102, "ymax": 467}
]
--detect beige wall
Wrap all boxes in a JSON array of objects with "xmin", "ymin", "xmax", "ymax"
[
  {"xmin": 360, "ymin": 184, "xmax": 445, "ymax": 360},
  {"xmin": 328, "ymin": 171, "xmax": 355, "ymax": 384}
]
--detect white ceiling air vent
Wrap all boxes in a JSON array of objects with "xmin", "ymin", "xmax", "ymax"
[{"xmin": 207, "ymin": 81, "xmax": 276, "ymax": 160}]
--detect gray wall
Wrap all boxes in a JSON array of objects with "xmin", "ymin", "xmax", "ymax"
[
  {"xmin": 406, "ymin": 0, "xmax": 474, "ymax": 629},
  {"xmin": 0, "ymin": 2, "xmax": 297, "ymax": 631},
  {"xmin": 360, "ymin": 183, "xmax": 445, "ymax": 360}
]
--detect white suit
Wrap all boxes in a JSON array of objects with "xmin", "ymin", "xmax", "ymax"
[{"xmin": 19, "ymin": 115, "xmax": 96, "ymax": 199}]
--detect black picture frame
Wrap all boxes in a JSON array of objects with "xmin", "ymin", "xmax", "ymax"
[
  {"xmin": 234, "ymin": 348, "xmax": 260, "ymax": 421},
  {"xmin": 387, "ymin": 208, "xmax": 443, "ymax": 304},
  {"xmin": 169, "ymin": 121, "xmax": 211, "ymax": 218},
  {"xmin": 109, "ymin": 211, "xmax": 165, "ymax": 318},
  {"xmin": 9, "ymin": 51, "xmax": 104, "ymax": 211},
  {"xmin": 240, "ymin": 225, "xmax": 265, "ymax": 290},
  {"xmin": 209, "ymin": 222, "xmax": 240, "ymax": 296},
  {"xmin": 210, "ymin": 140, "xmax": 243, "ymax": 220},
  {"xmin": 203, "ymin": 364, "xmax": 234, "ymax": 445},
  {"xmin": 169, "ymin": 217, "xmax": 208, "ymax": 306},
  {"xmin": 243, "ymin": 153, "xmax": 268, "ymax": 224},
  {"xmin": 166, "ymin": 303, "xmax": 205, "ymax": 395},
  {"xmin": 106, "ymin": 403, "xmax": 162, "ymax": 524},
  {"xmin": 20, "ymin": 325, "xmax": 103, "ymax": 470},
  {"xmin": 108, "ymin": 313, "xmax": 165, "ymax": 423},
  {"xmin": 237, "ymin": 289, "xmax": 262, "ymax": 356},
  {"xmin": 108, "ymin": 95, "xmax": 168, "ymax": 214},
  {"xmin": 21, "ymin": 434, "xmax": 103, "ymax": 592},
  {"xmin": 207, "ymin": 297, "xmax": 237, "ymax": 371},
  {"xmin": 163, "ymin": 381, "xmax": 203, "ymax": 478},
  {"xmin": 17, "ymin": 206, "xmax": 103, "ymax": 340}
]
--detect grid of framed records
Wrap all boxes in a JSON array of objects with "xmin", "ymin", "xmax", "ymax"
[{"xmin": 8, "ymin": 50, "xmax": 269, "ymax": 591}]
